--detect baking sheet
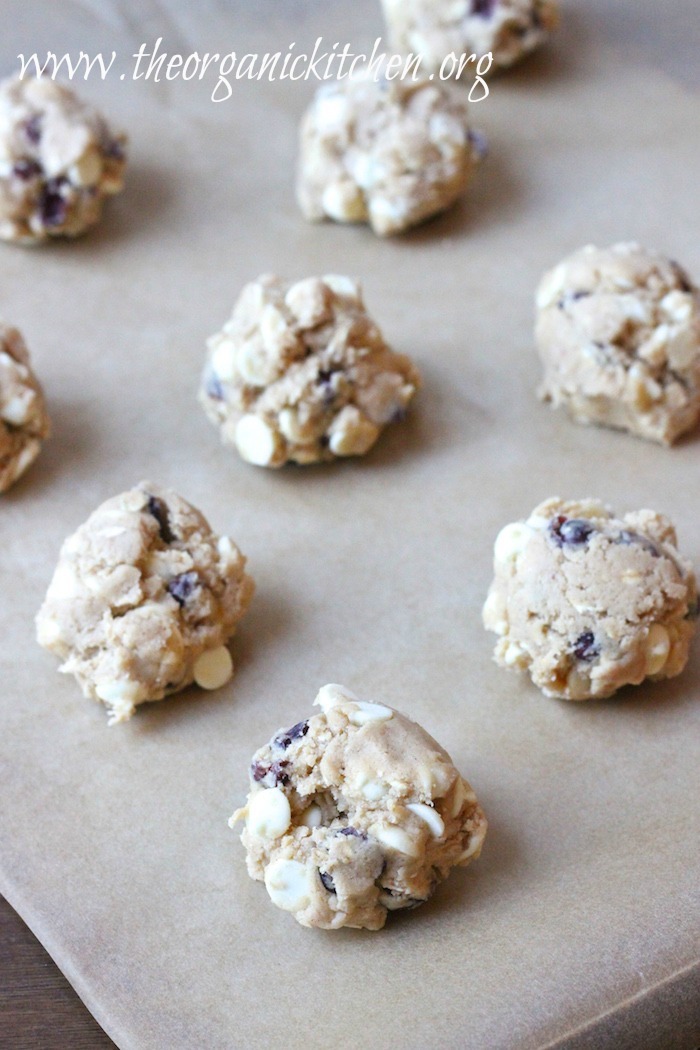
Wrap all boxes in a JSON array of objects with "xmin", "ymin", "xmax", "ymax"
[{"xmin": 1, "ymin": 2, "xmax": 699, "ymax": 1048}]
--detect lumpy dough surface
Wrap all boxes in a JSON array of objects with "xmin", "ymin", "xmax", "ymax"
[
  {"xmin": 483, "ymin": 498, "xmax": 697, "ymax": 701},
  {"xmin": 199, "ymin": 274, "xmax": 420, "ymax": 467},
  {"xmin": 231, "ymin": 684, "xmax": 487, "ymax": 930},
  {"xmin": 0, "ymin": 75, "xmax": 126, "ymax": 243},
  {"xmin": 296, "ymin": 73, "xmax": 481, "ymax": 236},
  {"xmin": 0, "ymin": 321, "xmax": 50, "ymax": 492},
  {"xmin": 380, "ymin": 0, "xmax": 560, "ymax": 76},
  {"xmin": 536, "ymin": 243, "xmax": 700, "ymax": 445},
  {"xmin": 36, "ymin": 482, "xmax": 254, "ymax": 724}
]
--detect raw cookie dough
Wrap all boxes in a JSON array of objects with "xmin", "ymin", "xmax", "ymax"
[
  {"xmin": 380, "ymin": 0, "xmax": 560, "ymax": 76},
  {"xmin": 36, "ymin": 482, "xmax": 254, "ymax": 724},
  {"xmin": 0, "ymin": 321, "xmax": 50, "ymax": 492},
  {"xmin": 536, "ymin": 243, "xmax": 700, "ymax": 445},
  {"xmin": 199, "ymin": 274, "xmax": 420, "ymax": 466},
  {"xmin": 0, "ymin": 75, "xmax": 126, "ymax": 243},
  {"xmin": 297, "ymin": 73, "xmax": 482, "ymax": 236},
  {"xmin": 483, "ymin": 497, "xmax": 697, "ymax": 701},
  {"xmin": 231, "ymin": 684, "xmax": 487, "ymax": 930}
]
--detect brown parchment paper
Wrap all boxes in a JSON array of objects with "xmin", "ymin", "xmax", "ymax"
[{"xmin": 1, "ymin": 2, "xmax": 699, "ymax": 1048}]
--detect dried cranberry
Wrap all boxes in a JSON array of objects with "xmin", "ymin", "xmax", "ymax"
[
  {"xmin": 471, "ymin": 0, "xmax": 495, "ymax": 16},
  {"xmin": 319, "ymin": 870, "xmax": 336, "ymax": 893},
  {"xmin": 167, "ymin": 571, "xmax": 198, "ymax": 606},
  {"xmin": 103, "ymin": 139, "xmax": 125, "ymax": 161},
  {"xmin": 39, "ymin": 180, "xmax": 68, "ymax": 227},
  {"xmin": 12, "ymin": 159, "xmax": 42, "ymax": 180},
  {"xmin": 558, "ymin": 289, "xmax": 591, "ymax": 309},
  {"xmin": 467, "ymin": 128, "xmax": 488, "ymax": 159},
  {"xmin": 23, "ymin": 114, "xmax": 42, "ymax": 144},
  {"xmin": 617, "ymin": 530, "xmax": 659, "ymax": 557},
  {"xmin": 146, "ymin": 495, "xmax": 175, "ymax": 544},
  {"xmin": 206, "ymin": 374, "xmax": 224, "ymax": 400},
  {"xmin": 273, "ymin": 720, "xmax": 309, "ymax": 750},
  {"xmin": 251, "ymin": 761, "xmax": 268, "ymax": 782},
  {"xmin": 269, "ymin": 761, "xmax": 290, "ymax": 785},
  {"xmin": 317, "ymin": 370, "xmax": 336, "ymax": 408},
  {"xmin": 250, "ymin": 759, "xmax": 289, "ymax": 786},
  {"xmin": 573, "ymin": 631, "xmax": 599, "ymax": 662},
  {"xmin": 549, "ymin": 516, "xmax": 594, "ymax": 547},
  {"xmin": 338, "ymin": 826, "xmax": 366, "ymax": 839}
]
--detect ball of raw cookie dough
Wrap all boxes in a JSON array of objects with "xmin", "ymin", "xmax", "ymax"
[
  {"xmin": 0, "ymin": 75, "xmax": 126, "ymax": 243},
  {"xmin": 231, "ymin": 684, "xmax": 487, "ymax": 930},
  {"xmin": 36, "ymin": 482, "xmax": 254, "ymax": 724},
  {"xmin": 199, "ymin": 274, "xmax": 420, "ymax": 467},
  {"xmin": 483, "ymin": 497, "xmax": 698, "ymax": 701},
  {"xmin": 380, "ymin": 0, "xmax": 560, "ymax": 76},
  {"xmin": 296, "ymin": 73, "xmax": 482, "ymax": 236},
  {"xmin": 536, "ymin": 243, "xmax": 700, "ymax": 445},
  {"xmin": 0, "ymin": 321, "xmax": 50, "ymax": 492}
]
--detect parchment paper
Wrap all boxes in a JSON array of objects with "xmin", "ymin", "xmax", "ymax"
[{"xmin": 1, "ymin": 2, "xmax": 699, "ymax": 1048}]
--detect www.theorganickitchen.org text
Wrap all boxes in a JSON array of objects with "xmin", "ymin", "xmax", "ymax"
[{"xmin": 16, "ymin": 37, "xmax": 493, "ymax": 102}]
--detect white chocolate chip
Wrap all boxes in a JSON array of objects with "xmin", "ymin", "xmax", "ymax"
[
  {"xmin": 6, "ymin": 438, "xmax": 40, "ymax": 483},
  {"xmin": 35, "ymin": 615, "xmax": 63, "ymax": 647},
  {"xmin": 95, "ymin": 678, "xmax": 144, "ymax": 705},
  {"xmin": 367, "ymin": 195, "xmax": 410, "ymax": 234},
  {"xmin": 644, "ymin": 624, "xmax": 671, "ymax": 676},
  {"xmin": 536, "ymin": 264, "xmax": 568, "ymax": 310},
  {"xmin": 665, "ymin": 327, "xmax": 699, "ymax": 370},
  {"xmin": 264, "ymin": 858, "xmax": 313, "ymax": 912},
  {"xmin": 327, "ymin": 406, "xmax": 380, "ymax": 457},
  {"xmin": 298, "ymin": 803, "xmax": 323, "ymax": 828},
  {"xmin": 360, "ymin": 778, "xmax": 386, "ymax": 801},
  {"xmin": 502, "ymin": 640, "xmax": 527, "ymax": 667},
  {"xmin": 457, "ymin": 834, "xmax": 484, "ymax": 863},
  {"xmin": 193, "ymin": 646, "xmax": 233, "ymax": 690},
  {"xmin": 494, "ymin": 522, "xmax": 531, "ymax": 564},
  {"xmin": 247, "ymin": 787, "xmax": 292, "ymax": 839},
  {"xmin": 45, "ymin": 562, "xmax": 82, "ymax": 602},
  {"xmin": 315, "ymin": 683, "xmax": 360, "ymax": 712},
  {"xmin": 236, "ymin": 342, "xmax": 271, "ymax": 386},
  {"xmin": 347, "ymin": 701, "xmax": 393, "ymax": 726},
  {"xmin": 210, "ymin": 337, "xmax": 238, "ymax": 382},
  {"xmin": 278, "ymin": 407, "xmax": 307, "ymax": 444},
  {"xmin": 660, "ymin": 290, "xmax": 693, "ymax": 323},
  {"xmin": 68, "ymin": 146, "xmax": 102, "ymax": 187},
  {"xmin": 284, "ymin": 278, "xmax": 330, "ymax": 327},
  {"xmin": 482, "ymin": 589, "xmax": 507, "ymax": 634},
  {"xmin": 407, "ymin": 802, "xmax": 445, "ymax": 838},
  {"xmin": 259, "ymin": 304, "xmax": 292, "ymax": 356},
  {"xmin": 313, "ymin": 91, "xmax": 349, "ymax": 132},
  {"xmin": 217, "ymin": 536, "xmax": 238, "ymax": 563},
  {"xmin": 450, "ymin": 777, "xmax": 476, "ymax": 818},
  {"xmin": 1, "ymin": 392, "xmax": 31, "ymax": 425},
  {"xmin": 234, "ymin": 414, "xmax": 280, "ymax": 467},
  {"xmin": 264, "ymin": 860, "xmax": 312, "ymax": 911},
  {"xmin": 322, "ymin": 181, "xmax": 367, "ymax": 222},
  {"xmin": 372, "ymin": 824, "xmax": 420, "ymax": 858},
  {"xmin": 322, "ymin": 274, "xmax": 361, "ymax": 300}
]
